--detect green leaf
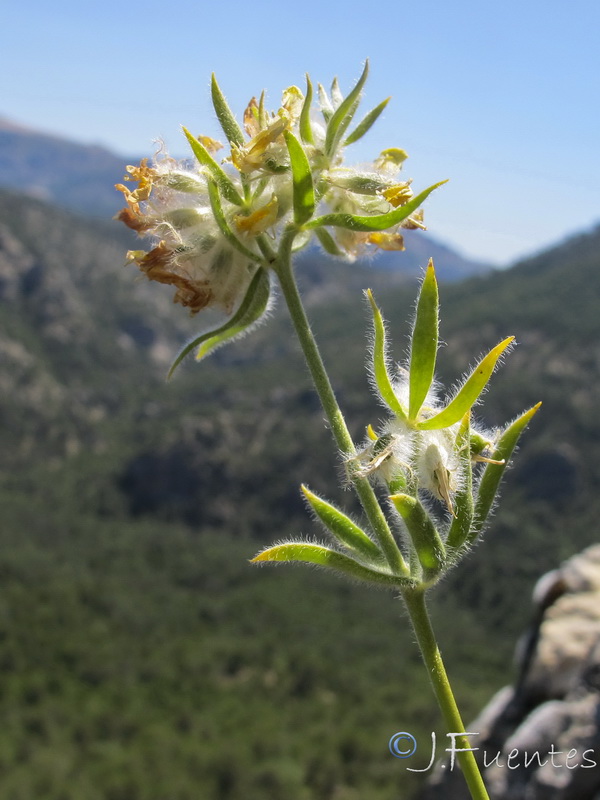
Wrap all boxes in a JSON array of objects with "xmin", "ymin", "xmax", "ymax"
[
  {"xmin": 417, "ymin": 336, "xmax": 515, "ymax": 430},
  {"xmin": 206, "ymin": 180, "xmax": 264, "ymax": 263},
  {"xmin": 167, "ymin": 268, "xmax": 271, "ymax": 377},
  {"xmin": 344, "ymin": 96, "xmax": 391, "ymax": 145},
  {"xmin": 446, "ymin": 413, "xmax": 474, "ymax": 551},
  {"xmin": 366, "ymin": 290, "xmax": 407, "ymax": 420},
  {"xmin": 306, "ymin": 180, "xmax": 448, "ymax": 232},
  {"xmin": 408, "ymin": 259, "xmax": 439, "ymax": 420},
  {"xmin": 390, "ymin": 494, "xmax": 446, "ymax": 577},
  {"xmin": 299, "ymin": 74, "xmax": 315, "ymax": 144},
  {"xmin": 284, "ymin": 131, "xmax": 315, "ymax": 225},
  {"xmin": 301, "ymin": 485, "xmax": 383, "ymax": 562},
  {"xmin": 325, "ymin": 60, "xmax": 369, "ymax": 157},
  {"xmin": 471, "ymin": 402, "xmax": 542, "ymax": 541},
  {"xmin": 181, "ymin": 127, "xmax": 243, "ymax": 206},
  {"xmin": 314, "ymin": 227, "xmax": 344, "ymax": 256},
  {"xmin": 210, "ymin": 73, "xmax": 245, "ymax": 147},
  {"xmin": 251, "ymin": 543, "xmax": 413, "ymax": 587}
]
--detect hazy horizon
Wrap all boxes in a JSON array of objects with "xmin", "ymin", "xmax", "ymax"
[{"xmin": 2, "ymin": 0, "xmax": 599, "ymax": 267}]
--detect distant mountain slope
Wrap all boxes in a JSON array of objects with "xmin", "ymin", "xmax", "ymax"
[
  {"xmin": 1, "ymin": 185, "xmax": 599, "ymax": 596},
  {"xmin": 294, "ymin": 230, "xmax": 489, "ymax": 287},
  {"xmin": 0, "ymin": 116, "xmax": 135, "ymax": 219},
  {"xmin": 0, "ymin": 114, "xmax": 489, "ymax": 282}
]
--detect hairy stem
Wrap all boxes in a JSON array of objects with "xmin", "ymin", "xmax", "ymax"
[
  {"xmin": 273, "ymin": 239, "xmax": 407, "ymax": 577},
  {"xmin": 274, "ymin": 232, "xmax": 489, "ymax": 800},
  {"xmin": 403, "ymin": 588, "xmax": 491, "ymax": 800}
]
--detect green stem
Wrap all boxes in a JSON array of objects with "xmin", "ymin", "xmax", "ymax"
[
  {"xmin": 403, "ymin": 588, "xmax": 490, "ymax": 800},
  {"xmin": 274, "ymin": 231, "xmax": 488, "ymax": 799},
  {"xmin": 273, "ymin": 235, "xmax": 408, "ymax": 577}
]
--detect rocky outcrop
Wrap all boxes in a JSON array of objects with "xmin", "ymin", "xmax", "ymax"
[{"xmin": 418, "ymin": 545, "xmax": 600, "ymax": 800}]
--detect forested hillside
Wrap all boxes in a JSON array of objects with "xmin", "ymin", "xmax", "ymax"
[{"xmin": 0, "ymin": 186, "xmax": 599, "ymax": 799}]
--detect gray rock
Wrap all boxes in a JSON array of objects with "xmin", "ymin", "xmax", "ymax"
[{"xmin": 417, "ymin": 545, "xmax": 600, "ymax": 800}]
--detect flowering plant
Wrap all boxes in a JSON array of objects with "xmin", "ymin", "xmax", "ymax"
[
  {"xmin": 116, "ymin": 62, "xmax": 539, "ymax": 800},
  {"xmin": 116, "ymin": 61, "xmax": 443, "ymax": 370}
]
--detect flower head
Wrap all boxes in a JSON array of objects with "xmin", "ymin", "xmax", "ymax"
[
  {"xmin": 116, "ymin": 154, "xmax": 260, "ymax": 315},
  {"xmin": 115, "ymin": 63, "xmax": 445, "ymax": 368}
]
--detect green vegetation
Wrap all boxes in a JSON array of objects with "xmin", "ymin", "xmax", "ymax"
[
  {"xmin": 0, "ymin": 494, "xmax": 500, "ymax": 800},
  {"xmin": 1, "ymin": 187, "xmax": 599, "ymax": 797}
]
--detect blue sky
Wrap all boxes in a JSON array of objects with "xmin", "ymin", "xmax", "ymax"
[{"xmin": 2, "ymin": 0, "xmax": 599, "ymax": 265}]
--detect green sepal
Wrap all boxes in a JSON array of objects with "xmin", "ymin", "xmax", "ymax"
[
  {"xmin": 250, "ymin": 176, "xmax": 270, "ymax": 205},
  {"xmin": 182, "ymin": 127, "xmax": 243, "ymax": 206},
  {"xmin": 317, "ymin": 83, "xmax": 333, "ymax": 122},
  {"xmin": 409, "ymin": 259, "xmax": 439, "ymax": 420},
  {"xmin": 251, "ymin": 543, "xmax": 414, "ymax": 588},
  {"xmin": 163, "ymin": 208, "xmax": 206, "ymax": 229},
  {"xmin": 258, "ymin": 90, "xmax": 268, "ymax": 128},
  {"xmin": 284, "ymin": 131, "xmax": 315, "ymax": 225},
  {"xmin": 366, "ymin": 290, "xmax": 407, "ymax": 421},
  {"xmin": 162, "ymin": 173, "xmax": 206, "ymax": 193},
  {"xmin": 291, "ymin": 229, "xmax": 312, "ymax": 253},
  {"xmin": 299, "ymin": 74, "xmax": 315, "ymax": 144},
  {"xmin": 387, "ymin": 471, "xmax": 408, "ymax": 495},
  {"xmin": 210, "ymin": 73, "xmax": 245, "ymax": 147},
  {"xmin": 330, "ymin": 76, "xmax": 343, "ymax": 107},
  {"xmin": 206, "ymin": 180, "xmax": 264, "ymax": 263},
  {"xmin": 344, "ymin": 96, "xmax": 391, "ymax": 145},
  {"xmin": 471, "ymin": 403, "xmax": 542, "ymax": 542},
  {"xmin": 301, "ymin": 485, "xmax": 383, "ymax": 562},
  {"xmin": 390, "ymin": 494, "xmax": 446, "ymax": 576},
  {"xmin": 167, "ymin": 268, "xmax": 271, "ymax": 377},
  {"xmin": 325, "ymin": 174, "xmax": 393, "ymax": 196},
  {"xmin": 417, "ymin": 336, "xmax": 515, "ymax": 430},
  {"xmin": 314, "ymin": 227, "xmax": 344, "ymax": 256},
  {"xmin": 306, "ymin": 180, "xmax": 448, "ymax": 232},
  {"xmin": 325, "ymin": 60, "xmax": 369, "ymax": 157},
  {"xmin": 446, "ymin": 413, "xmax": 474, "ymax": 551},
  {"xmin": 470, "ymin": 431, "xmax": 491, "ymax": 458}
]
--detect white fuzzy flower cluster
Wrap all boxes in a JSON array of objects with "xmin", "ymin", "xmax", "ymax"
[
  {"xmin": 115, "ymin": 67, "xmax": 426, "ymax": 316},
  {"xmin": 354, "ymin": 383, "xmax": 500, "ymax": 518},
  {"xmin": 351, "ymin": 278, "xmax": 514, "ymax": 523},
  {"xmin": 117, "ymin": 154, "xmax": 255, "ymax": 315}
]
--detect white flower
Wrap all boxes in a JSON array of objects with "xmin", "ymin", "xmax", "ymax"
[
  {"xmin": 115, "ymin": 71, "xmax": 430, "ymax": 316},
  {"xmin": 117, "ymin": 156, "xmax": 263, "ymax": 315},
  {"xmin": 414, "ymin": 428, "xmax": 462, "ymax": 515}
]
